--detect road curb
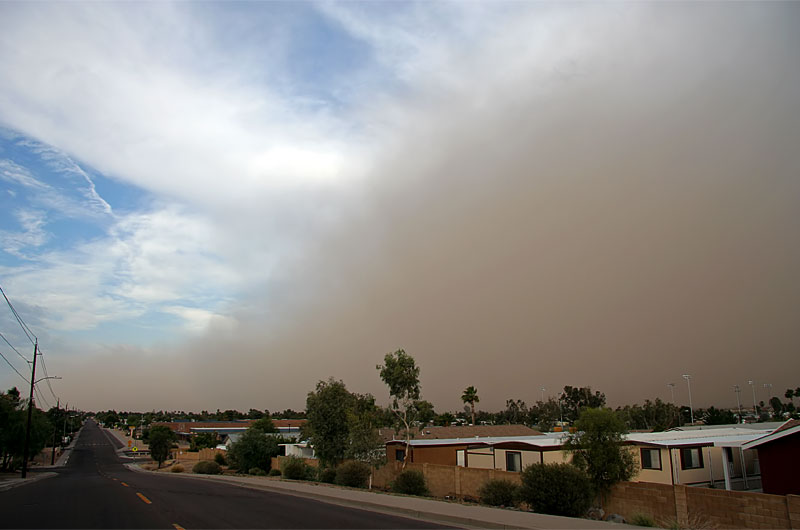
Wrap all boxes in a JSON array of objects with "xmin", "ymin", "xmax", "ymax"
[{"xmin": 0, "ymin": 472, "xmax": 58, "ymax": 492}]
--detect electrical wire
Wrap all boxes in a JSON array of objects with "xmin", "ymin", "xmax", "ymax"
[
  {"xmin": 0, "ymin": 284, "xmax": 36, "ymax": 345},
  {"xmin": 38, "ymin": 350, "xmax": 59, "ymax": 402},
  {"xmin": 0, "ymin": 348, "xmax": 30, "ymax": 385},
  {"xmin": 0, "ymin": 330, "xmax": 29, "ymax": 363}
]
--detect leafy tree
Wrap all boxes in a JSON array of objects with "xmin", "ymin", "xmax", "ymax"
[
  {"xmin": 700, "ymin": 406, "xmax": 736, "ymax": 425},
  {"xmin": 504, "ymin": 399, "xmax": 528, "ymax": 424},
  {"xmin": 377, "ymin": 349, "xmax": 421, "ymax": 469},
  {"xmin": 251, "ymin": 417, "xmax": 277, "ymax": 433},
  {"xmin": 413, "ymin": 400, "xmax": 436, "ymax": 426},
  {"xmin": 564, "ymin": 408, "xmax": 636, "ymax": 497},
  {"xmin": 435, "ymin": 412, "xmax": 456, "ymax": 426},
  {"xmin": 535, "ymin": 398, "xmax": 562, "ymax": 432},
  {"xmin": 247, "ymin": 408, "xmax": 265, "ymax": 419},
  {"xmin": 559, "ymin": 386, "xmax": 606, "ymax": 424},
  {"xmin": 148, "ymin": 425, "xmax": 176, "ymax": 468},
  {"xmin": 227, "ymin": 426, "xmax": 280, "ymax": 473},
  {"xmin": 461, "ymin": 386, "xmax": 480, "ymax": 425},
  {"xmin": 616, "ymin": 399, "xmax": 680, "ymax": 432},
  {"xmin": 189, "ymin": 432, "xmax": 218, "ymax": 451},
  {"xmin": 769, "ymin": 396, "xmax": 784, "ymax": 418},
  {"xmin": 304, "ymin": 378, "xmax": 355, "ymax": 467}
]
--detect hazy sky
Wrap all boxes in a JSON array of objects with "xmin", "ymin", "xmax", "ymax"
[{"xmin": 0, "ymin": 2, "xmax": 798, "ymax": 414}]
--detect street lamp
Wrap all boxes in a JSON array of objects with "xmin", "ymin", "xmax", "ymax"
[
  {"xmin": 540, "ymin": 387, "xmax": 546, "ymax": 403},
  {"xmin": 682, "ymin": 374, "xmax": 694, "ymax": 424},
  {"xmin": 667, "ymin": 383, "xmax": 676, "ymax": 404},
  {"xmin": 734, "ymin": 385, "xmax": 743, "ymax": 423},
  {"xmin": 748, "ymin": 380, "xmax": 758, "ymax": 416}
]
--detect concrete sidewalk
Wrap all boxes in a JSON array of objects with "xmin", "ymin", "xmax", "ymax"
[{"xmin": 134, "ymin": 468, "xmax": 630, "ymax": 530}]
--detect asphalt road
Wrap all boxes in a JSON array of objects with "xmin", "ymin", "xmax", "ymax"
[{"xmin": 0, "ymin": 421, "xmax": 453, "ymax": 529}]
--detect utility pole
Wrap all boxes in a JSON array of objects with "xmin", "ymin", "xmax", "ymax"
[
  {"xmin": 21, "ymin": 339, "xmax": 38, "ymax": 479},
  {"xmin": 682, "ymin": 374, "xmax": 694, "ymax": 425},
  {"xmin": 734, "ymin": 385, "xmax": 743, "ymax": 423},
  {"xmin": 51, "ymin": 399, "xmax": 60, "ymax": 465}
]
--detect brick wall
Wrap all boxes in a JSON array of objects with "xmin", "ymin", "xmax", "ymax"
[
  {"xmin": 604, "ymin": 481, "xmax": 800, "ymax": 529},
  {"xmin": 372, "ymin": 462, "xmax": 521, "ymax": 499}
]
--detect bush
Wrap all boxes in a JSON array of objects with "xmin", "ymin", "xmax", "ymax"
[
  {"xmin": 518, "ymin": 463, "xmax": 592, "ymax": 517},
  {"xmin": 214, "ymin": 452, "xmax": 227, "ymax": 466},
  {"xmin": 192, "ymin": 461, "xmax": 222, "ymax": 475},
  {"xmin": 335, "ymin": 461, "xmax": 371, "ymax": 488},
  {"xmin": 478, "ymin": 479, "xmax": 519, "ymax": 507},
  {"xmin": 630, "ymin": 513, "xmax": 656, "ymax": 527},
  {"xmin": 269, "ymin": 468, "xmax": 282, "ymax": 477},
  {"xmin": 319, "ymin": 467, "xmax": 337, "ymax": 484},
  {"xmin": 282, "ymin": 456, "xmax": 310, "ymax": 480},
  {"xmin": 391, "ymin": 470, "xmax": 429, "ymax": 496},
  {"xmin": 170, "ymin": 464, "xmax": 184, "ymax": 473},
  {"xmin": 248, "ymin": 467, "xmax": 267, "ymax": 476}
]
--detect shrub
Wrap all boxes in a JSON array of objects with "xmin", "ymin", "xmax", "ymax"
[
  {"xmin": 170, "ymin": 464, "xmax": 184, "ymax": 473},
  {"xmin": 282, "ymin": 456, "xmax": 310, "ymax": 480},
  {"xmin": 391, "ymin": 470, "xmax": 429, "ymax": 496},
  {"xmin": 214, "ymin": 452, "xmax": 227, "ymax": 466},
  {"xmin": 269, "ymin": 468, "xmax": 282, "ymax": 477},
  {"xmin": 630, "ymin": 513, "xmax": 656, "ymax": 527},
  {"xmin": 248, "ymin": 467, "xmax": 267, "ymax": 476},
  {"xmin": 319, "ymin": 467, "xmax": 337, "ymax": 484},
  {"xmin": 192, "ymin": 461, "xmax": 222, "ymax": 475},
  {"xmin": 478, "ymin": 479, "xmax": 519, "ymax": 507},
  {"xmin": 335, "ymin": 461, "xmax": 371, "ymax": 488},
  {"xmin": 518, "ymin": 463, "xmax": 592, "ymax": 517}
]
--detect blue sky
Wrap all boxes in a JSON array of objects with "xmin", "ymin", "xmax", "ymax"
[{"xmin": 1, "ymin": 2, "xmax": 798, "ymax": 412}]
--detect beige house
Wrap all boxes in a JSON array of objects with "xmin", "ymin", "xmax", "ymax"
[{"xmin": 387, "ymin": 426, "xmax": 773, "ymax": 491}]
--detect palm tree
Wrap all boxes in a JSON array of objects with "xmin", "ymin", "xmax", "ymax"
[{"xmin": 461, "ymin": 386, "xmax": 480, "ymax": 426}]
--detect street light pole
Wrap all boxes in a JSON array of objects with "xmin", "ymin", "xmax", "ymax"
[
  {"xmin": 540, "ymin": 387, "xmax": 546, "ymax": 403},
  {"xmin": 667, "ymin": 383, "xmax": 676, "ymax": 404},
  {"xmin": 734, "ymin": 385, "xmax": 743, "ymax": 423},
  {"xmin": 21, "ymin": 340, "xmax": 38, "ymax": 479},
  {"xmin": 748, "ymin": 380, "xmax": 757, "ymax": 416},
  {"xmin": 682, "ymin": 374, "xmax": 694, "ymax": 425}
]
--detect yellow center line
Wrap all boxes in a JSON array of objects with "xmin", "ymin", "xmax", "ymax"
[
  {"xmin": 136, "ymin": 492, "xmax": 152, "ymax": 505},
  {"xmin": 172, "ymin": 524, "xmax": 185, "ymax": 530},
  {"xmin": 120, "ymin": 482, "xmax": 129, "ymax": 487}
]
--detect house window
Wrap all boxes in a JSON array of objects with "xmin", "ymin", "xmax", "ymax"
[
  {"xmin": 506, "ymin": 451, "xmax": 522, "ymax": 472},
  {"xmin": 395, "ymin": 449, "xmax": 405, "ymax": 462},
  {"xmin": 680, "ymin": 447, "xmax": 703, "ymax": 470},
  {"xmin": 640, "ymin": 448, "xmax": 662, "ymax": 470}
]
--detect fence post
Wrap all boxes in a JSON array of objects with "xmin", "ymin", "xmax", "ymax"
[{"xmin": 455, "ymin": 465, "xmax": 462, "ymax": 498}]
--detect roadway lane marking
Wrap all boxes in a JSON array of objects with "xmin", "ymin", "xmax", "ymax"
[
  {"xmin": 136, "ymin": 493, "xmax": 152, "ymax": 505},
  {"xmin": 172, "ymin": 525, "xmax": 185, "ymax": 530},
  {"xmin": 120, "ymin": 482, "xmax": 129, "ymax": 487}
]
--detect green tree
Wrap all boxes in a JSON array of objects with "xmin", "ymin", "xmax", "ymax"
[
  {"xmin": 435, "ymin": 412, "xmax": 456, "ymax": 426},
  {"xmin": 535, "ymin": 398, "xmax": 562, "ymax": 432},
  {"xmin": 250, "ymin": 417, "xmax": 277, "ymax": 433},
  {"xmin": 769, "ymin": 396, "xmax": 784, "ymax": 418},
  {"xmin": 148, "ymin": 425, "xmax": 176, "ymax": 468},
  {"xmin": 414, "ymin": 400, "xmax": 436, "ymax": 426},
  {"xmin": 227, "ymin": 426, "xmax": 280, "ymax": 473},
  {"xmin": 461, "ymin": 386, "xmax": 480, "ymax": 426},
  {"xmin": 377, "ymin": 349, "xmax": 421, "ymax": 469},
  {"xmin": 700, "ymin": 406, "xmax": 736, "ymax": 425},
  {"xmin": 189, "ymin": 432, "xmax": 218, "ymax": 451},
  {"xmin": 559, "ymin": 386, "xmax": 606, "ymax": 424},
  {"xmin": 304, "ymin": 378, "xmax": 354, "ymax": 467},
  {"xmin": 564, "ymin": 408, "xmax": 636, "ymax": 497}
]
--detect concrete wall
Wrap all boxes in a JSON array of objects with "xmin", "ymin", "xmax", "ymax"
[{"xmin": 604, "ymin": 481, "xmax": 800, "ymax": 529}]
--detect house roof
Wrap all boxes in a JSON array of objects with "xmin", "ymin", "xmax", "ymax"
[
  {"xmin": 741, "ymin": 419, "xmax": 800, "ymax": 450},
  {"xmin": 380, "ymin": 424, "xmax": 540, "ymax": 443},
  {"xmin": 386, "ymin": 427, "xmax": 774, "ymax": 450}
]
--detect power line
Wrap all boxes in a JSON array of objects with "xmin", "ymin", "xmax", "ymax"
[
  {"xmin": 0, "ymin": 330, "xmax": 29, "ymax": 364},
  {"xmin": 34, "ymin": 385, "xmax": 51, "ymax": 410},
  {"xmin": 38, "ymin": 350, "xmax": 59, "ymax": 402},
  {"xmin": 0, "ymin": 348, "xmax": 30, "ymax": 385},
  {"xmin": 0, "ymin": 284, "xmax": 37, "ymax": 345}
]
